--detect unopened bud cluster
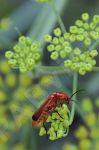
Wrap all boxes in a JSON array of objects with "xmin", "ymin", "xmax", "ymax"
[
  {"xmin": 45, "ymin": 13, "xmax": 99, "ymax": 75},
  {"xmin": 5, "ymin": 36, "xmax": 41, "ymax": 72},
  {"xmin": 64, "ymin": 49, "xmax": 98, "ymax": 75},
  {"xmin": 44, "ymin": 28, "xmax": 73, "ymax": 60},
  {"xmin": 70, "ymin": 13, "xmax": 99, "ymax": 46},
  {"xmin": 39, "ymin": 104, "xmax": 70, "ymax": 140}
]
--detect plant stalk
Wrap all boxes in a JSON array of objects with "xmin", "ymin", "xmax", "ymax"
[
  {"xmin": 69, "ymin": 72, "xmax": 78, "ymax": 125},
  {"xmin": 49, "ymin": 0, "xmax": 66, "ymax": 33}
]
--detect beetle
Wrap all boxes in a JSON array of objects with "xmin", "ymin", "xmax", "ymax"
[{"xmin": 32, "ymin": 90, "xmax": 84, "ymax": 127}]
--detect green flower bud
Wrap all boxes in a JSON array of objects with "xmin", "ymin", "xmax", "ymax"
[
  {"xmin": 5, "ymin": 51, "xmax": 14, "ymax": 59},
  {"xmin": 55, "ymin": 45, "xmax": 61, "ymax": 51},
  {"xmin": 83, "ymin": 31, "xmax": 88, "ymax": 38},
  {"xmin": 44, "ymin": 34, "xmax": 52, "ymax": 42},
  {"xmin": 60, "ymin": 50, "xmax": 66, "ymax": 58},
  {"xmin": 90, "ymin": 50, "xmax": 98, "ymax": 57},
  {"xmin": 33, "ymin": 53, "xmax": 41, "ymax": 60},
  {"xmin": 70, "ymin": 63, "xmax": 78, "ymax": 70},
  {"xmin": 90, "ymin": 31, "xmax": 99, "ymax": 40},
  {"xmin": 19, "ymin": 63, "xmax": 27, "ymax": 72},
  {"xmin": 79, "ymin": 54, "xmax": 86, "ymax": 61},
  {"xmin": 63, "ymin": 41, "xmax": 70, "ymax": 47},
  {"xmin": 81, "ymin": 13, "xmax": 89, "ymax": 21},
  {"xmin": 50, "ymin": 52, "xmax": 59, "ymax": 60},
  {"xmin": 27, "ymin": 58, "xmax": 35, "ymax": 65},
  {"xmin": 91, "ymin": 60, "xmax": 96, "ymax": 66},
  {"xmin": 93, "ymin": 15, "xmax": 99, "ymax": 24},
  {"xmin": 70, "ymin": 26, "xmax": 78, "ymax": 34},
  {"xmin": 79, "ymin": 68, "xmax": 86, "ymax": 75},
  {"xmin": 39, "ymin": 127, "xmax": 46, "ymax": 136},
  {"xmin": 31, "ymin": 42, "xmax": 40, "ymax": 51},
  {"xmin": 59, "ymin": 37, "xmax": 64, "ymax": 43},
  {"xmin": 84, "ymin": 38, "xmax": 91, "ymax": 46},
  {"xmin": 76, "ymin": 35, "xmax": 84, "ymax": 41},
  {"xmin": 13, "ymin": 45, "xmax": 21, "ymax": 52},
  {"xmin": 54, "ymin": 28, "xmax": 62, "ymax": 37},
  {"xmin": 77, "ymin": 28, "xmax": 84, "ymax": 34},
  {"xmin": 75, "ymin": 20, "xmax": 83, "ymax": 27},
  {"xmin": 52, "ymin": 37, "xmax": 59, "ymax": 44},
  {"xmin": 83, "ymin": 23, "xmax": 89, "ymax": 30},
  {"xmin": 47, "ymin": 44, "xmax": 55, "ymax": 52},
  {"xmin": 90, "ymin": 22, "xmax": 96, "ymax": 30},
  {"xmin": 74, "ymin": 48, "xmax": 81, "ymax": 55},
  {"xmin": 72, "ymin": 57, "xmax": 79, "ymax": 62},
  {"xmin": 64, "ymin": 46, "xmax": 72, "ymax": 53},
  {"xmin": 57, "ymin": 130, "xmax": 64, "ymax": 138},
  {"xmin": 63, "ymin": 33, "xmax": 70, "ymax": 40},
  {"xmin": 19, "ymin": 36, "xmax": 26, "ymax": 44},
  {"xmin": 95, "ymin": 27, "xmax": 99, "ymax": 32},
  {"xmin": 8, "ymin": 59, "xmax": 17, "ymax": 66},
  {"xmin": 85, "ymin": 63, "xmax": 93, "ymax": 71},
  {"xmin": 69, "ymin": 34, "xmax": 76, "ymax": 42},
  {"xmin": 64, "ymin": 60, "xmax": 72, "ymax": 67}
]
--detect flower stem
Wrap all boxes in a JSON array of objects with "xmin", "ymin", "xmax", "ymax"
[
  {"xmin": 48, "ymin": 0, "xmax": 66, "ymax": 33},
  {"xmin": 69, "ymin": 72, "xmax": 78, "ymax": 125},
  {"xmin": 35, "ymin": 65, "xmax": 71, "ymax": 75},
  {"xmin": 93, "ymin": 67, "xmax": 99, "ymax": 71}
]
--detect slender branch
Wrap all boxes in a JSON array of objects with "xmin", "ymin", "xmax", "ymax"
[
  {"xmin": 93, "ymin": 67, "xmax": 99, "ymax": 71},
  {"xmin": 35, "ymin": 65, "xmax": 71, "ymax": 75},
  {"xmin": 69, "ymin": 72, "xmax": 78, "ymax": 125},
  {"xmin": 48, "ymin": 0, "xmax": 66, "ymax": 33}
]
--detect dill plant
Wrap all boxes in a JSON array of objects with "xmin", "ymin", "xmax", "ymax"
[{"xmin": 4, "ymin": 0, "xmax": 99, "ymax": 141}]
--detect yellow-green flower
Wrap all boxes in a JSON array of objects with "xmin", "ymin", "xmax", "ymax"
[
  {"xmin": 81, "ymin": 97, "xmax": 93, "ymax": 113},
  {"xmin": 79, "ymin": 139, "xmax": 91, "ymax": 150},
  {"xmin": 75, "ymin": 126, "xmax": 88, "ymax": 139},
  {"xmin": 5, "ymin": 73, "xmax": 17, "ymax": 87},
  {"xmin": 0, "ymin": 90, "xmax": 6, "ymax": 102},
  {"xmin": 85, "ymin": 112, "xmax": 97, "ymax": 127}
]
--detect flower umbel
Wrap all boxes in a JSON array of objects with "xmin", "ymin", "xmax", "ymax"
[
  {"xmin": 5, "ymin": 36, "xmax": 41, "ymax": 72},
  {"xmin": 39, "ymin": 104, "xmax": 70, "ymax": 140},
  {"xmin": 45, "ymin": 13, "xmax": 99, "ymax": 75}
]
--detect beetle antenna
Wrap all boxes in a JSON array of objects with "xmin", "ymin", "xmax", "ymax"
[{"xmin": 70, "ymin": 89, "xmax": 85, "ymax": 99}]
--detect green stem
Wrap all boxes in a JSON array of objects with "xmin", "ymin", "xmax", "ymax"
[
  {"xmin": 93, "ymin": 66, "xmax": 99, "ymax": 71},
  {"xmin": 35, "ymin": 65, "xmax": 71, "ymax": 75},
  {"xmin": 69, "ymin": 72, "xmax": 78, "ymax": 125},
  {"xmin": 49, "ymin": 0, "xmax": 66, "ymax": 33}
]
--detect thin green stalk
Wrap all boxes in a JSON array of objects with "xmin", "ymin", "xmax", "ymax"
[
  {"xmin": 93, "ymin": 67, "xmax": 99, "ymax": 71},
  {"xmin": 69, "ymin": 72, "xmax": 78, "ymax": 125},
  {"xmin": 48, "ymin": 0, "xmax": 66, "ymax": 33},
  {"xmin": 35, "ymin": 65, "xmax": 71, "ymax": 75}
]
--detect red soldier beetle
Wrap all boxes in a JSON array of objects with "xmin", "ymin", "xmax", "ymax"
[{"xmin": 32, "ymin": 89, "xmax": 84, "ymax": 130}]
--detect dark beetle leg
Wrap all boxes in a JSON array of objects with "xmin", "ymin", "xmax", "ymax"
[
  {"xmin": 54, "ymin": 110, "xmax": 63, "ymax": 119},
  {"xmin": 43, "ymin": 123, "xmax": 47, "ymax": 134}
]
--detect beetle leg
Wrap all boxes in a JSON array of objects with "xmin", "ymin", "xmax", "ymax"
[
  {"xmin": 54, "ymin": 110, "xmax": 63, "ymax": 119},
  {"xmin": 43, "ymin": 123, "xmax": 47, "ymax": 134}
]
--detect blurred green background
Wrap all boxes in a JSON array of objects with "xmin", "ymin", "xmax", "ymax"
[{"xmin": 0, "ymin": 0, "xmax": 99, "ymax": 150}]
